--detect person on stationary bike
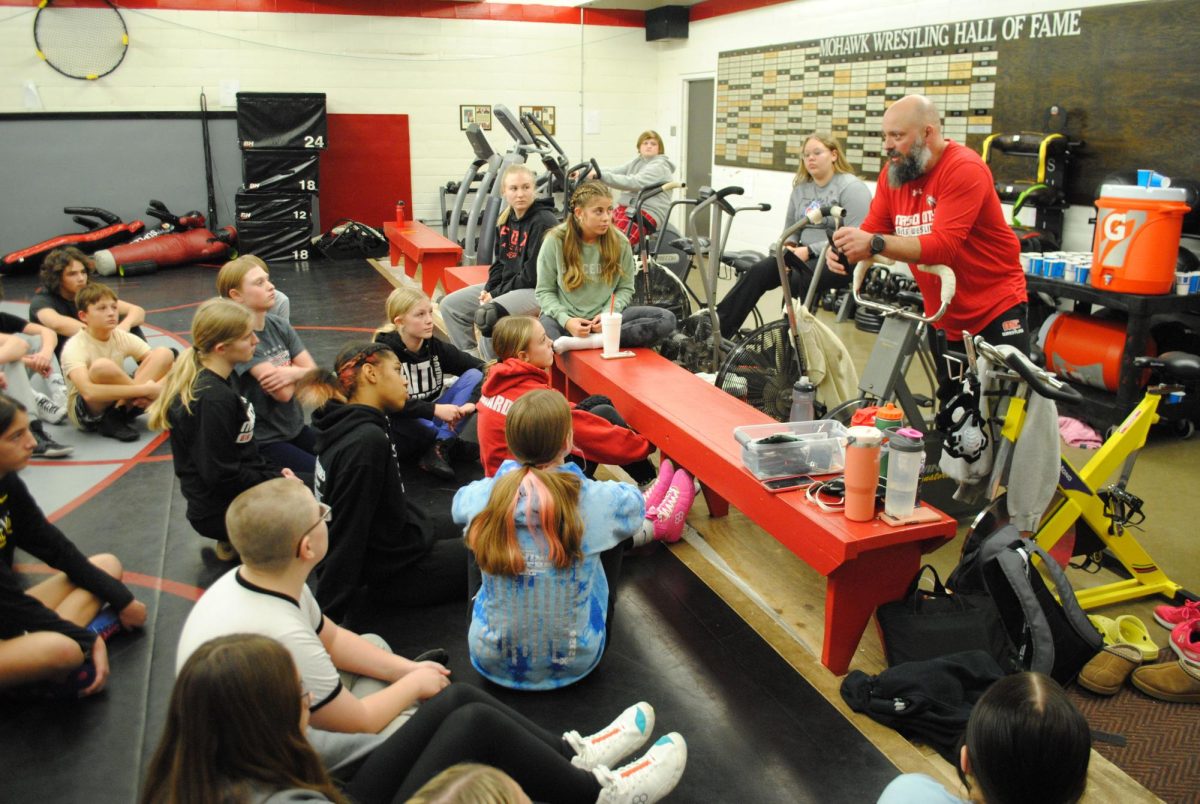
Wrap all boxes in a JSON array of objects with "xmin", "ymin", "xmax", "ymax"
[{"xmin": 828, "ymin": 95, "xmax": 1029, "ymax": 401}]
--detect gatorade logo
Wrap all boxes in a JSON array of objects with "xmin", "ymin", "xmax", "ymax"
[{"xmin": 1096, "ymin": 208, "xmax": 1147, "ymax": 268}]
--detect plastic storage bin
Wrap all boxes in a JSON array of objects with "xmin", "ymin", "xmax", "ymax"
[{"xmin": 733, "ymin": 420, "xmax": 849, "ymax": 479}]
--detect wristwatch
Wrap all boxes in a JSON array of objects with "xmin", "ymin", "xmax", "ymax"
[{"xmin": 869, "ymin": 234, "xmax": 886, "ymax": 255}]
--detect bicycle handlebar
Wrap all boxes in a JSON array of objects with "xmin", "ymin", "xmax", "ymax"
[
  {"xmin": 971, "ymin": 336, "xmax": 1084, "ymax": 403},
  {"xmin": 852, "ymin": 262, "xmax": 954, "ymax": 324}
]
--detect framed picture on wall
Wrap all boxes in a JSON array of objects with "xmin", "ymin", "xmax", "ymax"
[
  {"xmin": 520, "ymin": 105, "xmax": 555, "ymax": 135},
  {"xmin": 460, "ymin": 105, "xmax": 491, "ymax": 131}
]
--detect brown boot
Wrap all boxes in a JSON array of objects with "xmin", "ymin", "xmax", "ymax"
[
  {"xmin": 1131, "ymin": 658, "xmax": 1200, "ymax": 704},
  {"xmin": 1078, "ymin": 643, "xmax": 1142, "ymax": 695}
]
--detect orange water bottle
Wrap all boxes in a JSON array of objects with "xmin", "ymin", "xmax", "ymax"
[
  {"xmin": 844, "ymin": 426, "xmax": 883, "ymax": 522},
  {"xmin": 874, "ymin": 403, "xmax": 903, "ymax": 475},
  {"xmin": 395, "ymin": 200, "xmax": 406, "ymax": 225}
]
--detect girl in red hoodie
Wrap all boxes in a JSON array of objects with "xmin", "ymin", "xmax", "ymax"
[{"xmin": 475, "ymin": 316, "xmax": 695, "ymax": 542}]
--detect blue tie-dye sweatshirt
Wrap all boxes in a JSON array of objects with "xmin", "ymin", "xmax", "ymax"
[{"xmin": 452, "ymin": 460, "xmax": 644, "ymax": 690}]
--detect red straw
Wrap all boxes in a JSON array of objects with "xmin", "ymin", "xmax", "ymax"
[{"xmin": 609, "ymin": 293, "xmax": 615, "ymax": 315}]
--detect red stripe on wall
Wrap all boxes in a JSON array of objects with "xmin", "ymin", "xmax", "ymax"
[
  {"xmin": 689, "ymin": 0, "xmax": 793, "ymax": 22},
  {"xmin": 3, "ymin": 0, "xmax": 644, "ymax": 28}
]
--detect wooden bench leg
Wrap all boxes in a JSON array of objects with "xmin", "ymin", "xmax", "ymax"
[
  {"xmin": 821, "ymin": 542, "xmax": 921, "ymax": 675},
  {"xmin": 388, "ymin": 240, "xmax": 402, "ymax": 268}
]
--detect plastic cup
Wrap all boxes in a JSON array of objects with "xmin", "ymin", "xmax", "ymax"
[
  {"xmin": 600, "ymin": 312, "xmax": 622, "ymax": 356},
  {"xmin": 884, "ymin": 429, "xmax": 925, "ymax": 518}
]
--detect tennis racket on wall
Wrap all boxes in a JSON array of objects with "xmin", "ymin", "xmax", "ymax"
[{"xmin": 34, "ymin": 0, "xmax": 129, "ymax": 81}]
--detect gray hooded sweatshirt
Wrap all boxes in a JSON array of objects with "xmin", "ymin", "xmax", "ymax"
[{"xmin": 601, "ymin": 154, "xmax": 677, "ymax": 229}]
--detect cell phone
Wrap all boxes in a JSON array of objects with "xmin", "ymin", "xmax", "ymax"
[{"xmin": 761, "ymin": 474, "xmax": 815, "ymax": 493}]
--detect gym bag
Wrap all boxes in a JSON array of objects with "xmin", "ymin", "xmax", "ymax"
[
  {"xmin": 947, "ymin": 523, "xmax": 1102, "ymax": 683},
  {"xmin": 875, "ymin": 565, "xmax": 1006, "ymax": 668}
]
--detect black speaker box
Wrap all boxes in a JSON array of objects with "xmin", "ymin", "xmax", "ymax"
[
  {"xmin": 646, "ymin": 5, "xmax": 688, "ymax": 41},
  {"xmin": 241, "ymin": 150, "xmax": 320, "ymax": 195},
  {"xmin": 236, "ymin": 92, "xmax": 327, "ymax": 150}
]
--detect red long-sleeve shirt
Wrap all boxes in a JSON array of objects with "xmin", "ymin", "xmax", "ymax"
[{"xmin": 861, "ymin": 140, "xmax": 1026, "ymax": 339}]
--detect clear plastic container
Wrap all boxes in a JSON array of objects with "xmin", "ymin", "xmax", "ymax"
[{"xmin": 734, "ymin": 420, "xmax": 849, "ymax": 479}]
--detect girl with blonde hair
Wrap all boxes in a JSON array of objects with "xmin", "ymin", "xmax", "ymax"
[
  {"xmin": 534, "ymin": 181, "xmax": 675, "ymax": 353},
  {"xmin": 457, "ymin": 389, "xmax": 695, "ymax": 689},
  {"xmin": 216, "ymin": 254, "xmax": 316, "ymax": 474},
  {"xmin": 149, "ymin": 298, "xmax": 291, "ymax": 559},
  {"xmin": 373, "ymin": 285, "xmax": 484, "ymax": 480},
  {"xmin": 441, "ymin": 163, "xmax": 558, "ymax": 359},
  {"xmin": 715, "ymin": 132, "xmax": 871, "ymax": 338}
]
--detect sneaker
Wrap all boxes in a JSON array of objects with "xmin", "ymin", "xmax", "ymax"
[
  {"xmin": 566, "ymin": 702, "xmax": 655, "ymax": 771},
  {"xmin": 1154, "ymin": 599, "xmax": 1200, "ymax": 630},
  {"xmin": 641, "ymin": 459, "xmax": 674, "ymax": 517},
  {"xmin": 33, "ymin": 391, "xmax": 66, "ymax": 424},
  {"xmin": 412, "ymin": 648, "xmax": 450, "ymax": 666},
  {"xmin": 419, "ymin": 440, "xmax": 455, "ymax": 481},
  {"xmin": 48, "ymin": 374, "xmax": 68, "ymax": 408},
  {"xmin": 97, "ymin": 407, "xmax": 139, "ymax": 442},
  {"xmin": 213, "ymin": 540, "xmax": 240, "ymax": 562},
  {"xmin": 653, "ymin": 469, "xmax": 697, "ymax": 543},
  {"xmin": 594, "ymin": 733, "xmax": 687, "ymax": 804},
  {"xmin": 1169, "ymin": 619, "xmax": 1200, "ymax": 666},
  {"xmin": 30, "ymin": 421, "xmax": 73, "ymax": 458}
]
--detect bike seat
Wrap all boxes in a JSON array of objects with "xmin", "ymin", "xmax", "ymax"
[
  {"xmin": 1135, "ymin": 351, "xmax": 1200, "ymax": 382},
  {"xmin": 720, "ymin": 250, "xmax": 764, "ymax": 274},
  {"xmin": 670, "ymin": 236, "xmax": 709, "ymax": 256}
]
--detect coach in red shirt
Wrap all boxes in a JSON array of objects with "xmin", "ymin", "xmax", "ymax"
[{"xmin": 829, "ymin": 95, "xmax": 1028, "ymax": 396}]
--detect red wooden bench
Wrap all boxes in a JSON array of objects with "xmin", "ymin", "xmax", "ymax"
[
  {"xmin": 444, "ymin": 264, "xmax": 489, "ymax": 294},
  {"xmin": 382, "ymin": 220, "xmax": 464, "ymax": 296},
  {"xmin": 550, "ymin": 348, "xmax": 956, "ymax": 675}
]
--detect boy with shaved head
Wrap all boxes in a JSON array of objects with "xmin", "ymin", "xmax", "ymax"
[
  {"xmin": 830, "ymin": 94, "xmax": 1028, "ymax": 394},
  {"xmin": 176, "ymin": 477, "xmax": 451, "ymax": 769}
]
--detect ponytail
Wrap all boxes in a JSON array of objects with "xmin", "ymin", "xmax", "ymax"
[
  {"xmin": 148, "ymin": 299, "xmax": 251, "ymax": 431},
  {"xmin": 465, "ymin": 390, "xmax": 582, "ymax": 575}
]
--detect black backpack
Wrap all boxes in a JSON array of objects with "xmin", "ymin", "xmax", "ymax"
[{"xmin": 947, "ymin": 523, "xmax": 1102, "ymax": 683}]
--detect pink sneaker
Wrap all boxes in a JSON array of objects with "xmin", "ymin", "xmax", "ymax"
[
  {"xmin": 642, "ymin": 459, "xmax": 674, "ymax": 517},
  {"xmin": 1170, "ymin": 620, "xmax": 1200, "ymax": 666},
  {"xmin": 653, "ymin": 468, "xmax": 696, "ymax": 543},
  {"xmin": 1154, "ymin": 599, "xmax": 1200, "ymax": 630}
]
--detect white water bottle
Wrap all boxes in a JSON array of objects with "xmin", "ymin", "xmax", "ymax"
[{"xmin": 789, "ymin": 376, "xmax": 815, "ymax": 422}]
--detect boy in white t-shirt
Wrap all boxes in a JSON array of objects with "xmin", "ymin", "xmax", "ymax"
[{"xmin": 60, "ymin": 283, "xmax": 174, "ymax": 442}]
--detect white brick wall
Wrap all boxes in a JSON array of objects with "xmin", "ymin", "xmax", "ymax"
[{"xmin": 1, "ymin": 7, "xmax": 662, "ymax": 222}]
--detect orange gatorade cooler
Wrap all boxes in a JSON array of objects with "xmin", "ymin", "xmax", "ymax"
[
  {"xmin": 1092, "ymin": 185, "xmax": 1191, "ymax": 294},
  {"xmin": 1041, "ymin": 312, "xmax": 1156, "ymax": 392}
]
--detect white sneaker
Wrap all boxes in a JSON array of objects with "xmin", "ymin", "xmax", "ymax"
[
  {"xmin": 48, "ymin": 374, "xmax": 68, "ymax": 408},
  {"xmin": 33, "ymin": 390, "xmax": 66, "ymax": 424},
  {"xmin": 566, "ymin": 702, "xmax": 655, "ymax": 771},
  {"xmin": 594, "ymin": 733, "xmax": 687, "ymax": 804}
]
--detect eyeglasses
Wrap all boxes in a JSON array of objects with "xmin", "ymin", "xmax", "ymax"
[{"xmin": 295, "ymin": 502, "xmax": 332, "ymax": 558}]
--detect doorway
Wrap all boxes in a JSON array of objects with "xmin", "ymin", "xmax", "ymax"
[{"xmin": 684, "ymin": 77, "xmax": 714, "ymax": 231}]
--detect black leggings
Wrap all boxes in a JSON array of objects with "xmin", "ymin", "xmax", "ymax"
[
  {"xmin": 579, "ymin": 401, "xmax": 657, "ymax": 485},
  {"xmin": 715, "ymin": 249, "xmax": 848, "ymax": 339},
  {"xmin": 345, "ymin": 684, "xmax": 602, "ymax": 804}
]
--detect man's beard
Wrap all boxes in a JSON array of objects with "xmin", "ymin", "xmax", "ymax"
[{"xmin": 886, "ymin": 137, "xmax": 932, "ymax": 188}]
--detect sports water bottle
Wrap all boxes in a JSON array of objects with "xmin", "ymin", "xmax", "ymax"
[
  {"xmin": 844, "ymin": 426, "xmax": 882, "ymax": 522},
  {"xmin": 874, "ymin": 403, "xmax": 903, "ymax": 475},
  {"xmin": 395, "ymin": 200, "xmax": 406, "ymax": 225},
  {"xmin": 884, "ymin": 428, "xmax": 925, "ymax": 518},
  {"xmin": 789, "ymin": 376, "xmax": 816, "ymax": 422}
]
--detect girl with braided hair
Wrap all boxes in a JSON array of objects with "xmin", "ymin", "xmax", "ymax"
[{"xmin": 301, "ymin": 342, "xmax": 468, "ymax": 624}]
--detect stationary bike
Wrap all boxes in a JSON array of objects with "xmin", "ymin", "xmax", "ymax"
[{"xmin": 965, "ymin": 335, "xmax": 1199, "ymax": 608}]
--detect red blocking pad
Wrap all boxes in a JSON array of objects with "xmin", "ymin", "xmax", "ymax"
[{"xmin": 319, "ymin": 113, "xmax": 412, "ymax": 234}]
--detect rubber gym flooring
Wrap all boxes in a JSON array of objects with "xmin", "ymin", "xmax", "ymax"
[{"xmin": 0, "ymin": 259, "xmax": 900, "ymax": 803}]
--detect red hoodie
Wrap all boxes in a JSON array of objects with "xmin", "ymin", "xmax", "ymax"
[{"xmin": 477, "ymin": 358, "xmax": 653, "ymax": 476}]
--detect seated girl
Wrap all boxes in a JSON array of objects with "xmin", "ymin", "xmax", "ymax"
[
  {"xmin": 535, "ymin": 181, "xmax": 675, "ymax": 354},
  {"xmin": 476, "ymin": 316, "xmax": 663, "ymax": 485},
  {"xmin": 145, "ymin": 634, "xmax": 687, "ymax": 804},
  {"xmin": 148, "ymin": 298, "xmax": 292, "ymax": 561},
  {"xmin": 217, "ymin": 255, "xmax": 318, "ymax": 476},
  {"xmin": 303, "ymin": 342, "xmax": 467, "ymax": 624},
  {"xmin": 440, "ymin": 163, "xmax": 558, "ymax": 359},
  {"xmin": 455, "ymin": 390, "xmax": 696, "ymax": 690},
  {"xmin": 374, "ymin": 287, "xmax": 484, "ymax": 481},
  {"xmin": 586, "ymin": 130, "xmax": 676, "ymax": 248},
  {"xmin": 877, "ymin": 672, "xmax": 1091, "ymax": 804},
  {"xmin": 0, "ymin": 393, "xmax": 147, "ymax": 698}
]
